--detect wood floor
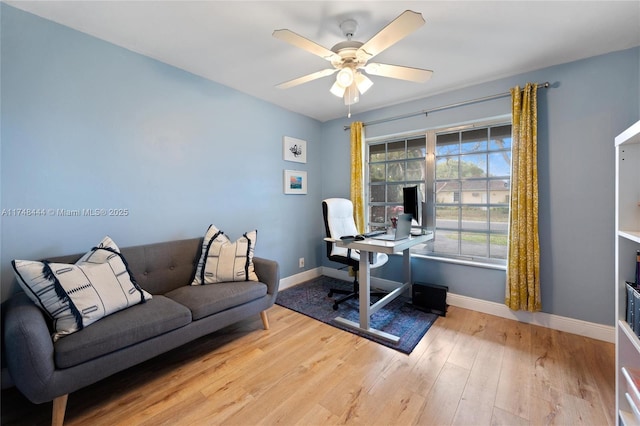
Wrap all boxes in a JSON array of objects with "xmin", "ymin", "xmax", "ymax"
[{"xmin": 1, "ymin": 304, "xmax": 615, "ymax": 426}]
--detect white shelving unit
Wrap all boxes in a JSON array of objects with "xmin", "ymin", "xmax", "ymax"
[{"xmin": 616, "ymin": 119, "xmax": 640, "ymax": 425}]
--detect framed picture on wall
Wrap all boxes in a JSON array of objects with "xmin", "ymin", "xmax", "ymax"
[
  {"xmin": 284, "ymin": 170, "xmax": 307, "ymax": 194},
  {"xmin": 283, "ymin": 136, "xmax": 307, "ymax": 163}
]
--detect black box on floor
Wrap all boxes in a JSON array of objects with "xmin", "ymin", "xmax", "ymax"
[{"xmin": 412, "ymin": 282, "xmax": 448, "ymax": 316}]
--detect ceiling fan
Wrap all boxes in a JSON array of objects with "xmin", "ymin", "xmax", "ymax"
[{"xmin": 273, "ymin": 10, "xmax": 433, "ymax": 106}]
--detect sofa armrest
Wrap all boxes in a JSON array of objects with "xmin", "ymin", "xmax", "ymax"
[
  {"xmin": 253, "ymin": 257, "xmax": 280, "ymax": 296},
  {"xmin": 3, "ymin": 292, "xmax": 57, "ymax": 403}
]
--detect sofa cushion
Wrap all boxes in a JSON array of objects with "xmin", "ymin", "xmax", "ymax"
[
  {"xmin": 54, "ymin": 295, "xmax": 191, "ymax": 368},
  {"xmin": 165, "ymin": 282, "xmax": 267, "ymax": 320},
  {"xmin": 12, "ymin": 236, "xmax": 152, "ymax": 341},
  {"xmin": 191, "ymin": 225, "xmax": 258, "ymax": 284},
  {"xmin": 119, "ymin": 238, "xmax": 202, "ymax": 295}
]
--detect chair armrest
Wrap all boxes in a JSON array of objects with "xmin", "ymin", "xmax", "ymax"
[
  {"xmin": 253, "ymin": 257, "xmax": 280, "ymax": 296},
  {"xmin": 3, "ymin": 292, "xmax": 57, "ymax": 403}
]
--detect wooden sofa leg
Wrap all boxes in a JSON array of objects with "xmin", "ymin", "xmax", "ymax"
[
  {"xmin": 52, "ymin": 394, "xmax": 68, "ymax": 426},
  {"xmin": 260, "ymin": 310, "xmax": 270, "ymax": 330}
]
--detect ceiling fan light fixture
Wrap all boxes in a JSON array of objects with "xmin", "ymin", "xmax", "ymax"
[
  {"xmin": 344, "ymin": 82, "xmax": 359, "ymax": 105},
  {"xmin": 330, "ymin": 81, "xmax": 346, "ymax": 98},
  {"xmin": 273, "ymin": 10, "xmax": 431, "ymax": 115},
  {"xmin": 354, "ymin": 71, "xmax": 373, "ymax": 94},
  {"xmin": 335, "ymin": 67, "xmax": 354, "ymax": 88}
]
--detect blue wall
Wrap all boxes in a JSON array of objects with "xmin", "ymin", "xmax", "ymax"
[
  {"xmin": 322, "ymin": 47, "xmax": 640, "ymax": 326},
  {"xmin": 1, "ymin": 4, "xmax": 323, "ymax": 300},
  {"xmin": 2, "ymin": 4, "xmax": 639, "ymax": 327}
]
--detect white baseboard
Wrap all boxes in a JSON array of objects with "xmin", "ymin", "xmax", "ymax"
[
  {"xmin": 279, "ymin": 268, "xmax": 323, "ymax": 291},
  {"xmin": 280, "ymin": 267, "xmax": 615, "ymax": 343},
  {"xmin": 446, "ymin": 292, "xmax": 615, "ymax": 343}
]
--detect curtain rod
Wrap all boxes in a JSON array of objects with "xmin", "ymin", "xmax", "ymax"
[{"xmin": 343, "ymin": 81, "xmax": 550, "ymax": 131}]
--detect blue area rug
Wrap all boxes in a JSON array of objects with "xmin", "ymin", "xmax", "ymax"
[{"xmin": 275, "ymin": 276, "xmax": 438, "ymax": 354}]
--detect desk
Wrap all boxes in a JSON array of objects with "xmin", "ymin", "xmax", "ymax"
[{"xmin": 333, "ymin": 232, "xmax": 433, "ymax": 343}]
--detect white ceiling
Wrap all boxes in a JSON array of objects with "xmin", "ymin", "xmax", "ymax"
[{"xmin": 5, "ymin": 1, "xmax": 640, "ymax": 122}]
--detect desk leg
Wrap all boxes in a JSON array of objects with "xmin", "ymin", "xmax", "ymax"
[
  {"xmin": 359, "ymin": 250, "xmax": 371, "ymax": 330},
  {"xmin": 403, "ymin": 248, "xmax": 411, "ymax": 290},
  {"xmin": 334, "ymin": 249, "xmax": 401, "ymax": 344}
]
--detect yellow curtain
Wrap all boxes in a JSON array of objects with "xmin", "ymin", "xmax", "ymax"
[
  {"xmin": 350, "ymin": 121, "xmax": 365, "ymax": 233},
  {"xmin": 505, "ymin": 83, "xmax": 541, "ymax": 312}
]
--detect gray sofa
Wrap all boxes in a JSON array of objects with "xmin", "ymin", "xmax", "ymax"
[{"xmin": 2, "ymin": 237, "xmax": 280, "ymax": 426}]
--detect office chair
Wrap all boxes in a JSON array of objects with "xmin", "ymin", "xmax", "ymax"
[{"xmin": 322, "ymin": 198, "xmax": 388, "ymax": 310}]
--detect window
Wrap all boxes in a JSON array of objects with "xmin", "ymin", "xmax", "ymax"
[
  {"xmin": 368, "ymin": 135, "xmax": 426, "ymax": 229},
  {"xmin": 434, "ymin": 123, "xmax": 511, "ymax": 261},
  {"xmin": 366, "ymin": 119, "xmax": 511, "ymax": 265}
]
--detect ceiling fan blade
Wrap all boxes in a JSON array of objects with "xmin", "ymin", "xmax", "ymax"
[
  {"xmin": 357, "ymin": 10, "xmax": 425, "ymax": 61},
  {"xmin": 364, "ymin": 63, "xmax": 433, "ymax": 83},
  {"xmin": 276, "ymin": 68, "xmax": 337, "ymax": 89},
  {"xmin": 273, "ymin": 29, "xmax": 339, "ymax": 62}
]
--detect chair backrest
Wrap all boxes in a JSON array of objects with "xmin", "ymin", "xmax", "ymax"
[{"xmin": 322, "ymin": 198, "xmax": 359, "ymax": 259}]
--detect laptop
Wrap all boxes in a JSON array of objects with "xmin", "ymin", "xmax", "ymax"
[{"xmin": 372, "ymin": 214, "xmax": 413, "ymax": 241}]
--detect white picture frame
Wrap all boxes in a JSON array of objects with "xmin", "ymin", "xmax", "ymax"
[
  {"xmin": 283, "ymin": 136, "xmax": 307, "ymax": 163},
  {"xmin": 284, "ymin": 170, "xmax": 307, "ymax": 195}
]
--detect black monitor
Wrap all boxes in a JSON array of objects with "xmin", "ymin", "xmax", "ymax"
[{"xmin": 402, "ymin": 186, "xmax": 422, "ymax": 225}]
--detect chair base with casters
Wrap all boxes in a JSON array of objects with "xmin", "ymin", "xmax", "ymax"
[{"xmin": 322, "ymin": 198, "xmax": 389, "ymax": 310}]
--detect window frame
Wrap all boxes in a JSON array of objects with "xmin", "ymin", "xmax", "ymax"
[{"xmin": 365, "ymin": 116, "xmax": 511, "ymax": 268}]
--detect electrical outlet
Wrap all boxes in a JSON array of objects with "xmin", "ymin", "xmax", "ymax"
[{"xmin": 299, "ymin": 257, "xmax": 304, "ymax": 268}]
